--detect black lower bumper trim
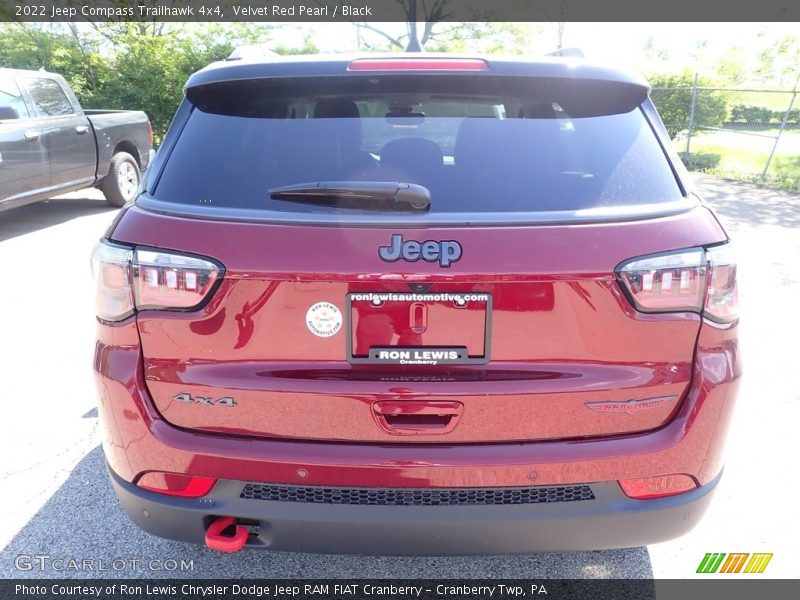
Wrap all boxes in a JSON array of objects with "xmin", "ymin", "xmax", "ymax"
[
  {"xmin": 109, "ymin": 465, "xmax": 720, "ymax": 555},
  {"xmin": 240, "ymin": 482, "xmax": 596, "ymax": 506}
]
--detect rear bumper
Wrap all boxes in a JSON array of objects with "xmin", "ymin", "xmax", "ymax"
[
  {"xmin": 96, "ymin": 319, "xmax": 739, "ymax": 553},
  {"xmin": 110, "ymin": 465, "xmax": 721, "ymax": 555}
]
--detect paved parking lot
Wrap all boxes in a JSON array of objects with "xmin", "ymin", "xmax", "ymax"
[{"xmin": 0, "ymin": 177, "xmax": 797, "ymax": 578}]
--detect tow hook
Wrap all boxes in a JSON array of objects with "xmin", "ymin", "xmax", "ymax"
[{"xmin": 204, "ymin": 516, "xmax": 248, "ymax": 552}]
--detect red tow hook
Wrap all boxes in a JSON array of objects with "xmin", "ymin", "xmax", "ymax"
[{"xmin": 204, "ymin": 516, "xmax": 248, "ymax": 552}]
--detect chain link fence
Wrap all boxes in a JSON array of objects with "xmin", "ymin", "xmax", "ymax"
[{"xmin": 651, "ymin": 79, "xmax": 799, "ymax": 190}]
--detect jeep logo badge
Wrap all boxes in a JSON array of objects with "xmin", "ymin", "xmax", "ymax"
[{"xmin": 378, "ymin": 234, "xmax": 462, "ymax": 268}]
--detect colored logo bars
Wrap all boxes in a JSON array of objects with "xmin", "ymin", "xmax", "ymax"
[{"xmin": 697, "ymin": 553, "xmax": 773, "ymax": 574}]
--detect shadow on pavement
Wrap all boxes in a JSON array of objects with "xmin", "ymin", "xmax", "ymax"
[
  {"xmin": 0, "ymin": 196, "xmax": 117, "ymax": 243},
  {"xmin": 693, "ymin": 175, "xmax": 800, "ymax": 231},
  {"xmin": 0, "ymin": 446, "xmax": 654, "ymax": 579}
]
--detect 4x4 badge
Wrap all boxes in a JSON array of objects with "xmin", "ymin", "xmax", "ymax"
[
  {"xmin": 174, "ymin": 393, "xmax": 236, "ymax": 407},
  {"xmin": 378, "ymin": 234, "xmax": 462, "ymax": 268}
]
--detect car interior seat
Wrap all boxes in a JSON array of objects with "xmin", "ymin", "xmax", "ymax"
[
  {"xmin": 313, "ymin": 99, "xmax": 378, "ymax": 178},
  {"xmin": 379, "ymin": 137, "xmax": 444, "ymax": 190}
]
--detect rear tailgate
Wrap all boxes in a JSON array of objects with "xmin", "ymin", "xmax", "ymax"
[
  {"xmin": 117, "ymin": 62, "xmax": 727, "ymax": 443},
  {"xmin": 113, "ymin": 206, "xmax": 726, "ymax": 443}
]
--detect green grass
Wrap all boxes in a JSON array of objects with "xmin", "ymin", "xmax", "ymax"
[
  {"xmin": 718, "ymin": 91, "xmax": 796, "ymax": 113},
  {"xmin": 673, "ymin": 130, "xmax": 800, "ymax": 192}
]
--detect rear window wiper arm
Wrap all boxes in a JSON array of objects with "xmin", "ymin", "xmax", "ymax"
[{"xmin": 268, "ymin": 181, "xmax": 430, "ymax": 212}]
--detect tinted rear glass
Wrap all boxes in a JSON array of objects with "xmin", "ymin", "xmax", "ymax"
[{"xmin": 154, "ymin": 75, "xmax": 681, "ymax": 214}]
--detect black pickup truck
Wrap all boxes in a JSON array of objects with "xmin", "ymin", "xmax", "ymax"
[{"xmin": 0, "ymin": 67, "xmax": 153, "ymax": 211}]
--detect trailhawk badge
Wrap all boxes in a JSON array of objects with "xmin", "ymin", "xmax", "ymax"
[
  {"xmin": 306, "ymin": 302, "xmax": 342, "ymax": 337},
  {"xmin": 585, "ymin": 395, "xmax": 677, "ymax": 415}
]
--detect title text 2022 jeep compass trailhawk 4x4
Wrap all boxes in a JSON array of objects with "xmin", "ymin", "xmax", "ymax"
[{"xmin": 92, "ymin": 54, "xmax": 740, "ymax": 554}]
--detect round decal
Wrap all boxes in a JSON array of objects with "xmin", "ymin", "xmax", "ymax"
[{"xmin": 306, "ymin": 302, "xmax": 342, "ymax": 337}]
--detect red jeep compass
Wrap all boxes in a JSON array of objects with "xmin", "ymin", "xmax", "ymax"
[{"xmin": 92, "ymin": 54, "xmax": 740, "ymax": 554}]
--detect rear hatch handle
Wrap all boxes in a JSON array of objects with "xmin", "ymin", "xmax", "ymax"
[{"xmin": 372, "ymin": 400, "xmax": 463, "ymax": 435}]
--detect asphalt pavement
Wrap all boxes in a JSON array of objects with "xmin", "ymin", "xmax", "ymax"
[{"xmin": 0, "ymin": 178, "xmax": 797, "ymax": 578}]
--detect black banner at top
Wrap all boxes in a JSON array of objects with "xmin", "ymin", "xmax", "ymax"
[{"xmin": 1, "ymin": 0, "xmax": 799, "ymax": 23}]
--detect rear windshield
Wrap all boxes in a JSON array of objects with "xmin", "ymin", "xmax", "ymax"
[{"xmin": 153, "ymin": 75, "xmax": 682, "ymax": 215}]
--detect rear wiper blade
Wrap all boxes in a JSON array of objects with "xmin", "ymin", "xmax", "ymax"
[{"xmin": 268, "ymin": 181, "xmax": 430, "ymax": 212}]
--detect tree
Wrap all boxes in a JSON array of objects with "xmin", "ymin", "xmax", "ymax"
[
  {"xmin": 273, "ymin": 34, "xmax": 320, "ymax": 56},
  {"xmin": 346, "ymin": 0, "xmax": 456, "ymax": 50},
  {"xmin": 93, "ymin": 23, "xmax": 269, "ymax": 140},
  {"xmin": 0, "ymin": 22, "xmax": 277, "ymax": 143},
  {"xmin": 714, "ymin": 47, "xmax": 748, "ymax": 87},
  {"xmin": 754, "ymin": 33, "xmax": 800, "ymax": 87},
  {"xmin": 0, "ymin": 23, "xmax": 111, "ymax": 103},
  {"xmin": 649, "ymin": 73, "xmax": 729, "ymax": 139},
  {"xmin": 351, "ymin": 20, "xmax": 538, "ymax": 54},
  {"xmin": 328, "ymin": 0, "xmax": 509, "ymax": 52}
]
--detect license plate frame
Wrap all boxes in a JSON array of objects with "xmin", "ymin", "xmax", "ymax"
[{"xmin": 346, "ymin": 291, "xmax": 492, "ymax": 365}]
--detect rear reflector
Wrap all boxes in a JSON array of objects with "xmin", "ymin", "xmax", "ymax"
[
  {"xmin": 91, "ymin": 240, "xmax": 222, "ymax": 322},
  {"xmin": 616, "ymin": 243, "xmax": 738, "ymax": 323},
  {"xmin": 619, "ymin": 474, "xmax": 697, "ymax": 499},
  {"xmin": 348, "ymin": 58, "xmax": 489, "ymax": 72},
  {"xmin": 137, "ymin": 472, "xmax": 217, "ymax": 498}
]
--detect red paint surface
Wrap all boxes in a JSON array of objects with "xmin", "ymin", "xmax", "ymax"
[{"xmin": 96, "ymin": 204, "xmax": 738, "ymax": 489}]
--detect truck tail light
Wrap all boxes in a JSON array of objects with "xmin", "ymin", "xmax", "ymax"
[
  {"xmin": 147, "ymin": 121, "xmax": 153, "ymax": 146},
  {"xmin": 619, "ymin": 474, "xmax": 698, "ymax": 499},
  {"xmin": 348, "ymin": 58, "xmax": 489, "ymax": 71},
  {"xmin": 137, "ymin": 472, "xmax": 217, "ymax": 497},
  {"xmin": 616, "ymin": 244, "xmax": 737, "ymax": 323},
  {"xmin": 91, "ymin": 240, "xmax": 222, "ymax": 322}
]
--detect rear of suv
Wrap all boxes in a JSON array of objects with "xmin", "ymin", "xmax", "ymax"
[{"xmin": 92, "ymin": 55, "xmax": 740, "ymax": 554}]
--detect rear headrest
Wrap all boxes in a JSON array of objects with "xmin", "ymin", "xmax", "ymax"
[
  {"xmin": 312, "ymin": 99, "xmax": 363, "ymax": 150},
  {"xmin": 454, "ymin": 117, "xmax": 564, "ymax": 181},
  {"xmin": 518, "ymin": 101, "xmax": 558, "ymax": 119},
  {"xmin": 313, "ymin": 99, "xmax": 361, "ymax": 119},
  {"xmin": 454, "ymin": 118, "xmax": 505, "ymax": 171},
  {"xmin": 381, "ymin": 138, "xmax": 443, "ymax": 169},
  {"xmin": 379, "ymin": 137, "xmax": 443, "ymax": 185}
]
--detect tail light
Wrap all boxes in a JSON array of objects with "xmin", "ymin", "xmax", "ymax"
[
  {"xmin": 91, "ymin": 241, "xmax": 222, "ymax": 322},
  {"xmin": 704, "ymin": 244, "xmax": 738, "ymax": 323},
  {"xmin": 617, "ymin": 248, "xmax": 705, "ymax": 312},
  {"xmin": 147, "ymin": 121, "xmax": 153, "ymax": 146},
  {"xmin": 619, "ymin": 474, "xmax": 697, "ymax": 499},
  {"xmin": 137, "ymin": 472, "xmax": 217, "ymax": 498},
  {"xmin": 616, "ymin": 243, "xmax": 737, "ymax": 323},
  {"xmin": 133, "ymin": 248, "xmax": 221, "ymax": 310},
  {"xmin": 92, "ymin": 242, "xmax": 134, "ymax": 322}
]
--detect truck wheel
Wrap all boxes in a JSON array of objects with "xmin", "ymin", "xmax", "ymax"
[{"xmin": 102, "ymin": 152, "xmax": 140, "ymax": 207}]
